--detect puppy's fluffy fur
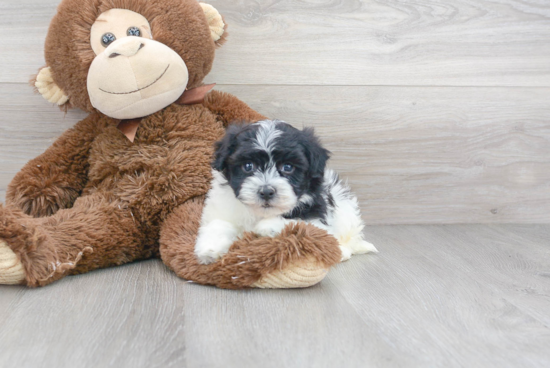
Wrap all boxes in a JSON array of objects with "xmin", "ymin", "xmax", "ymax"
[{"xmin": 195, "ymin": 120, "xmax": 377, "ymax": 264}]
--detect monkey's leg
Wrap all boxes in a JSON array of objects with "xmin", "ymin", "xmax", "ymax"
[
  {"xmin": 159, "ymin": 197, "xmax": 342, "ymax": 289},
  {"xmin": 0, "ymin": 194, "xmax": 152, "ymax": 287}
]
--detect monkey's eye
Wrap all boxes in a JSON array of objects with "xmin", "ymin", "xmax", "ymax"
[
  {"xmin": 127, "ymin": 27, "xmax": 141, "ymax": 37},
  {"xmin": 101, "ymin": 33, "xmax": 116, "ymax": 47},
  {"xmin": 242, "ymin": 162, "xmax": 256, "ymax": 173},
  {"xmin": 280, "ymin": 164, "xmax": 295, "ymax": 174}
]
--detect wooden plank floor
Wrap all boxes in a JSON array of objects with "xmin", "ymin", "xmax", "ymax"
[{"xmin": 0, "ymin": 224, "xmax": 548, "ymax": 368}]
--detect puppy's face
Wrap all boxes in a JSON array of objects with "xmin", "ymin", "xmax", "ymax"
[{"xmin": 214, "ymin": 120, "xmax": 330, "ymax": 218}]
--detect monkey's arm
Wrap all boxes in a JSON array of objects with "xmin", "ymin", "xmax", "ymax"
[
  {"xmin": 203, "ymin": 90, "xmax": 267, "ymax": 126},
  {"xmin": 6, "ymin": 114, "xmax": 104, "ymax": 217}
]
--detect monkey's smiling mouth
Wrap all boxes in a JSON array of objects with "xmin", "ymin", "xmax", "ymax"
[{"xmin": 100, "ymin": 64, "xmax": 170, "ymax": 95}]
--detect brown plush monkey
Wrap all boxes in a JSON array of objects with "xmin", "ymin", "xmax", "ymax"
[{"xmin": 0, "ymin": 0, "xmax": 340, "ymax": 288}]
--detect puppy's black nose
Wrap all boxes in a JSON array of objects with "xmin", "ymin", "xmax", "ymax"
[{"xmin": 259, "ymin": 186, "xmax": 276, "ymax": 200}]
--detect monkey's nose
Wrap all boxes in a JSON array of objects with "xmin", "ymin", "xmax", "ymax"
[
  {"xmin": 259, "ymin": 186, "xmax": 276, "ymax": 201},
  {"xmin": 106, "ymin": 38, "xmax": 145, "ymax": 58}
]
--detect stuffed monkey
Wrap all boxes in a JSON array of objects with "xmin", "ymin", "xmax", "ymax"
[{"xmin": 0, "ymin": 0, "xmax": 340, "ymax": 288}]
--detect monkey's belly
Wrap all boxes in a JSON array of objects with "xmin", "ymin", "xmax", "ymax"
[
  {"xmin": 84, "ymin": 105, "xmax": 224, "ymax": 220},
  {"xmin": 85, "ymin": 140, "xmax": 215, "ymax": 221}
]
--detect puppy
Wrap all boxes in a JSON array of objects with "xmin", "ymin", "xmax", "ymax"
[{"xmin": 194, "ymin": 120, "xmax": 377, "ymax": 264}]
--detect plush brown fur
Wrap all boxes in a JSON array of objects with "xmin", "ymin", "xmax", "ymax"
[{"xmin": 0, "ymin": 0, "xmax": 341, "ymax": 288}]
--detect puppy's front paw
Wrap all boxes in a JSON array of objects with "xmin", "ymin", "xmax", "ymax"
[
  {"xmin": 195, "ymin": 236, "xmax": 235, "ymax": 265},
  {"xmin": 194, "ymin": 220, "xmax": 238, "ymax": 265},
  {"xmin": 253, "ymin": 218, "xmax": 293, "ymax": 238}
]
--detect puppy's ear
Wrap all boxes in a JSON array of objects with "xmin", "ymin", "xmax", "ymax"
[
  {"xmin": 213, "ymin": 124, "xmax": 243, "ymax": 173},
  {"xmin": 302, "ymin": 128, "xmax": 331, "ymax": 179}
]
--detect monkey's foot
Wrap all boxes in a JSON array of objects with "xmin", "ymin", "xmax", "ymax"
[
  {"xmin": 252, "ymin": 256, "xmax": 329, "ymax": 288},
  {"xmin": 0, "ymin": 240, "xmax": 26, "ymax": 285}
]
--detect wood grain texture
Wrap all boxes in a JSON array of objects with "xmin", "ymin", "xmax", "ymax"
[
  {"xmin": 0, "ymin": 1, "xmax": 53, "ymax": 84},
  {"xmin": 205, "ymin": 0, "xmax": 550, "ymax": 86},
  {"xmin": 2, "ymin": 0, "xmax": 550, "ymax": 86},
  {"xmin": 327, "ymin": 224, "xmax": 550, "ymax": 367},
  {"xmin": 0, "ymin": 225, "xmax": 548, "ymax": 367},
  {"xmin": 214, "ymin": 84, "xmax": 550, "ymax": 224},
  {"xmin": 0, "ymin": 260, "xmax": 187, "ymax": 368},
  {"xmin": 2, "ymin": 83, "xmax": 548, "ymax": 224}
]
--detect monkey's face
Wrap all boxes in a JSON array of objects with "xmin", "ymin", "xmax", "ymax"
[
  {"xmin": 87, "ymin": 9, "xmax": 189, "ymax": 120},
  {"xmin": 36, "ymin": 0, "xmax": 226, "ymax": 117}
]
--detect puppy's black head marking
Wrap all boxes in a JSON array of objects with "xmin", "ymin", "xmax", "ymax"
[
  {"xmin": 212, "ymin": 123, "xmax": 245, "ymax": 175},
  {"xmin": 301, "ymin": 127, "xmax": 331, "ymax": 179}
]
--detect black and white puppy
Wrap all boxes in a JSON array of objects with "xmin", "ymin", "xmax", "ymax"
[{"xmin": 194, "ymin": 120, "xmax": 377, "ymax": 264}]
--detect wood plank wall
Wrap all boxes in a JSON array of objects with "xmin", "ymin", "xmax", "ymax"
[{"xmin": 0, "ymin": 0, "xmax": 549, "ymax": 224}]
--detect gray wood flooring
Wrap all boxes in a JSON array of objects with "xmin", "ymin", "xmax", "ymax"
[{"xmin": 0, "ymin": 224, "xmax": 549, "ymax": 368}]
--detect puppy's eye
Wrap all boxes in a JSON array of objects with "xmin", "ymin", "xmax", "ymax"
[
  {"xmin": 101, "ymin": 33, "xmax": 116, "ymax": 47},
  {"xmin": 127, "ymin": 27, "xmax": 141, "ymax": 37},
  {"xmin": 281, "ymin": 164, "xmax": 295, "ymax": 174},
  {"xmin": 242, "ymin": 162, "xmax": 255, "ymax": 173}
]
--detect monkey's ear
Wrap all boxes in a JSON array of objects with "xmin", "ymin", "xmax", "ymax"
[
  {"xmin": 33, "ymin": 67, "xmax": 69, "ymax": 106},
  {"xmin": 199, "ymin": 3, "xmax": 227, "ymax": 47}
]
